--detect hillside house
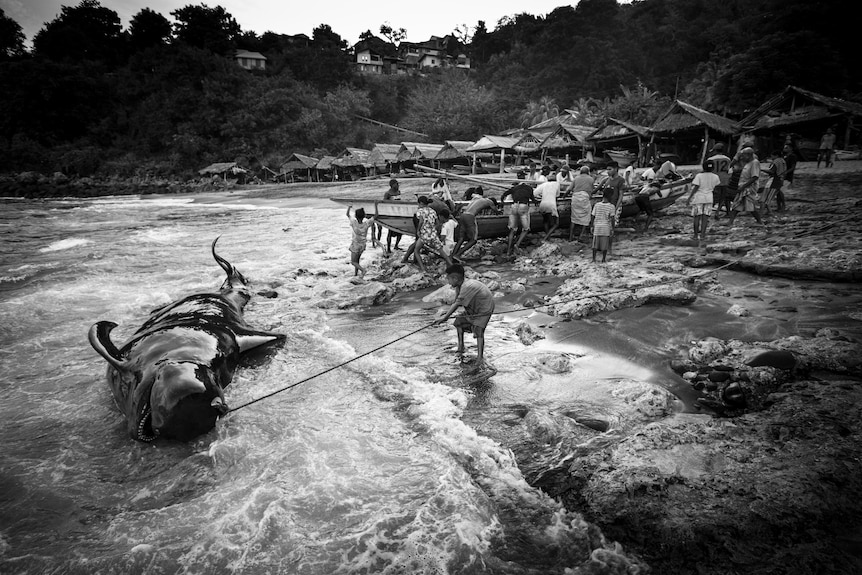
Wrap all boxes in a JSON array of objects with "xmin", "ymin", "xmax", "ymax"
[
  {"xmin": 234, "ymin": 49, "xmax": 266, "ymax": 71},
  {"xmin": 398, "ymin": 35, "xmax": 469, "ymax": 71}
]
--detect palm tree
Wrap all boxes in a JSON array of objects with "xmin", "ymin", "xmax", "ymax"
[{"xmin": 519, "ymin": 96, "xmax": 560, "ymax": 128}]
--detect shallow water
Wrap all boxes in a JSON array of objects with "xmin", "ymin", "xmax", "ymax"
[{"xmin": 0, "ymin": 194, "xmax": 653, "ymax": 574}]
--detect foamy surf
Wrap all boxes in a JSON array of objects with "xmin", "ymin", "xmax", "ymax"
[{"xmin": 38, "ymin": 237, "xmax": 92, "ymax": 253}]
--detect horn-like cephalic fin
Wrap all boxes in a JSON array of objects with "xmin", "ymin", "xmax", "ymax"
[
  {"xmin": 212, "ymin": 237, "xmax": 247, "ymax": 289},
  {"xmin": 88, "ymin": 321, "xmax": 129, "ymax": 372}
]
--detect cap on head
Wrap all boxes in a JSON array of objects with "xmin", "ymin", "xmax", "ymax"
[
  {"xmin": 712, "ymin": 143, "xmax": 725, "ymax": 151},
  {"xmin": 740, "ymin": 146, "xmax": 755, "ymax": 155}
]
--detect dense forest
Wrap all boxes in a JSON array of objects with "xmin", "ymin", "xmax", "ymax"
[{"xmin": 0, "ymin": 0, "xmax": 859, "ymax": 178}]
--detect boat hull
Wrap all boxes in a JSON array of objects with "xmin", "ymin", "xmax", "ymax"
[{"xmin": 330, "ymin": 178, "xmax": 690, "ymax": 239}]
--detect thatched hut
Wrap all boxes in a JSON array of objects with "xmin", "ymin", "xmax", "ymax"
[
  {"xmin": 410, "ymin": 143, "xmax": 444, "ymax": 166},
  {"xmin": 586, "ymin": 118, "xmax": 651, "ymax": 167},
  {"xmin": 396, "ymin": 142, "xmax": 424, "ymax": 163},
  {"xmin": 538, "ymin": 124, "xmax": 595, "ymax": 163},
  {"xmin": 280, "ymin": 153, "xmax": 319, "ymax": 182},
  {"xmin": 466, "ymin": 135, "xmax": 520, "ymax": 173},
  {"xmin": 738, "ymin": 85, "xmax": 862, "ymax": 160},
  {"xmin": 198, "ymin": 162, "xmax": 248, "ymax": 182},
  {"xmin": 332, "ymin": 148, "xmax": 372, "ymax": 180},
  {"xmin": 368, "ymin": 143, "xmax": 401, "ymax": 174},
  {"xmin": 649, "ymin": 100, "xmax": 739, "ymax": 164}
]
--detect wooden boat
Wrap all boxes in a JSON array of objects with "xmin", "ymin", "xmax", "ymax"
[
  {"xmin": 605, "ymin": 149, "xmax": 638, "ymax": 167},
  {"xmin": 331, "ymin": 177, "xmax": 691, "ymax": 238}
]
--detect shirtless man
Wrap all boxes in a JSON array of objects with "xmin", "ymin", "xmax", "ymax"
[{"xmin": 453, "ymin": 188, "xmax": 498, "ymax": 259}]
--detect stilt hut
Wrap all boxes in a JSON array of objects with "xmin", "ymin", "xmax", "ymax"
[
  {"xmin": 738, "ymin": 85, "xmax": 862, "ymax": 160},
  {"xmin": 368, "ymin": 143, "xmax": 401, "ymax": 175},
  {"xmin": 315, "ymin": 155, "xmax": 336, "ymax": 181},
  {"xmin": 280, "ymin": 153, "xmax": 319, "ymax": 182},
  {"xmin": 395, "ymin": 142, "xmax": 424, "ymax": 170},
  {"xmin": 332, "ymin": 148, "xmax": 372, "ymax": 181},
  {"xmin": 466, "ymin": 135, "xmax": 520, "ymax": 174},
  {"xmin": 649, "ymin": 100, "xmax": 739, "ymax": 165},
  {"xmin": 586, "ymin": 118, "xmax": 651, "ymax": 167}
]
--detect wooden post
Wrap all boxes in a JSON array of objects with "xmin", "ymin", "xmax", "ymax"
[
  {"xmin": 499, "ymin": 148, "xmax": 506, "ymax": 174},
  {"xmin": 472, "ymin": 153, "xmax": 477, "ymax": 175},
  {"xmin": 700, "ymin": 126, "xmax": 710, "ymax": 165},
  {"xmin": 844, "ymin": 114, "xmax": 852, "ymax": 149}
]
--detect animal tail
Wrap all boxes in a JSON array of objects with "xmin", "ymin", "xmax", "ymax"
[
  {"xmin": 88, "ymin": 321, "xmax": 129, "ymax": 371},
  {"xmin": 212, "ymin": 237, "xmax": 248, "ymax": 289}
]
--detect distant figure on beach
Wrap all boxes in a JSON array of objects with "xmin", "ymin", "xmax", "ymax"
[
  {"xmin": 591, "ymin": 189, "xmax": 615, "ymax": 263},
  {"xmin": 686, "ymin": 160, "xmax": 720, "ymax": 242},
  {"xmin": 433, "ymin": 264, "xmax": 495, "ymax": 365},
  {"xmin": 725, "ymin": 147, "xmax": 764, "ymax": 226},
  {"xmin": 501, "ymin": 182, "xmax": 538, "ymax": 255},
  {"xmin": 763, "ymin": 151, "xmax": 786, "ymax": 212},
  {"xmin": 634, "ymin": 181, "xmax": 660, "ymax": 232},
  {"xmin": 569, "ymin": 165, "xmax": 594, "ymax": 241},
  {"xmin": 431, "ymin": 178, "xmax": 454, "ymax": 204},
  {"xmin": 535, "ymin": 178, "xmax": 561, "ymax": 241},
  {"xmin": 382, "ymin": 178, "xmax": 402, "ymax": 254},
  {"xmin": 346, "ymin": 206, "xmax": 377, "ymax": 277},
  {"xmin": 533, "ymin": 165, "xmax": 550, "ymax": 183},
  {"xmin": 817, "ymin": 127, "xmax": 836, "ymax": 168},
  {"xmin": 453, "ymin": 188, "xmax": 497, "ymax": 258},
  {"xmin": 640, "ymin": 161, "xmax": 657, "ymax": 182},
  {"xmin": 708, "ymin": 143, "xmax": 732, "ymax": 217}
]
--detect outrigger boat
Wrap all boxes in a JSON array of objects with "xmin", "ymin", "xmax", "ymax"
[{"xmin": 330, "ymin": 176, "xmax": 692, "ymax": 239}]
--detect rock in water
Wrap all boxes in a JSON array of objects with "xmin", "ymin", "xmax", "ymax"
[
  {"xmin": 746, "ymin": 350, "xmax": 796, "ymax": 370},
  {"xmin": 727, "ymin": 304, "xmax": 750, "ymax": 317}
]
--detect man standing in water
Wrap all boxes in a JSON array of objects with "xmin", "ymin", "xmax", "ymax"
[
  {"xmin": 434, "ymin": 264, "xmax": 495, "ymax": 365},
  {"xmin": 725, "ymin": 147, "xmax": 764, "ymax": 227}
]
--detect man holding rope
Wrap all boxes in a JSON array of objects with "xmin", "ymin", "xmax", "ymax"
[
  {"xmin": 725, "ymin": 147, "xmax": 765, "ymax": 227},
  {"xmin": 434, "ymin": 264, "xmax": 495, "ymax": 365}
]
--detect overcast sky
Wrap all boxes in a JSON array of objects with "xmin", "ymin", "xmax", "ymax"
[{"xmin": 3, "ymin": 0, "xmax": 575, "ymax": 47}]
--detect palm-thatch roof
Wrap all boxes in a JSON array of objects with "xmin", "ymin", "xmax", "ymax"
[
  {"xmin": 396, "ymin": 141, "xmax": 424, "ymax": 162},
  {"xmin": 587, "ymin": 117, "xmax": 651, "ymax": 143},
  {"xmin": 368, "ymin": 143, "xmax": 401, "ymax": 167},
  {"xmin": 333, "ymin": 147, "xmax": 372, "ymax": 168},
  {"xmin": 651, "ymin": 100, "xmax": 739, "ymax": 135},
  {"xmin": 433, "ymin": 140, "xmax": 475, "ymax": 161},
  {"xmin": 539, "ymin": 124, "xmax": 595, "ymax": 150},
  {"xmin": 411, "ymin": 143, "xmax": 444, "ymax": 160},
  {"xmin": 466, "ymin": 135, "xmax": 520, "ymax": 153},
  {"xmin": 527, "ymin": 111, "xmax": 580, "ymax": 134},
  {"xmin": 739, "ymin": 85, "xmax": 862, "ymax": 131},
  {"xmin": 198, "ymin": 162, "xmax": 247, "ymax": 176},
  {"xmin": 513, "ymin": 132, "xmax": 545, "ymax": 154},
  {"xmin": 315, "ymin": 155, "xmax": 336, "ymax": 170},
  {"xmin": 280, "ymin": 153, "xmax": 319, "ymax": 172}
]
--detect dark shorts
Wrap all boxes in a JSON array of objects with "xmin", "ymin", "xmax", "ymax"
[
  {"xmin": 454, "ymin": 314, "xmax": 491, "ymax": 332},
  {"xmin": 634, "ymin": 194, "xmax": 653, "ymax": 215}
]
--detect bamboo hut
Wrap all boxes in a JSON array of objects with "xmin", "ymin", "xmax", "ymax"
[
  {"xmin": 738, "ymin": 85, "xmax": 862, "ymax": 160},
  {"xmin": 315, "ymin": 155, "xmax": 336, "ymax": 181},
  {"xmin": 586, "ymin": 118, "xmax": 651, "ymax": 167},
  {"xmin": 396, "ymin": 142, "xmax": 425, "ymax": 163},
  {"xmin": 332, "ymin": 148, "xmax": 373, "ymax": 180},
  {"xmin": 280, "ymin": 153, "xmax": 319, "ymax": 182},
  {"xmin": 650, "ymin": 100, "xmax": 739, "ymax": 164}
]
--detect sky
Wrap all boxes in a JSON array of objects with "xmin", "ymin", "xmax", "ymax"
[{"xmin": 3, "ymin": 0, "xmax": 575, "ymax": 47}]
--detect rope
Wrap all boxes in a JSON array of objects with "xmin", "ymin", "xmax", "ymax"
[{"xmin": 226, "ymin": 211, "xmax": 855, "ymax": 414}]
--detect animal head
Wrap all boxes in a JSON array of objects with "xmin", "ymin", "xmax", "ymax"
[{"xmin": 146, "ymin": 361, "xmax": 228, "ymax": 441}]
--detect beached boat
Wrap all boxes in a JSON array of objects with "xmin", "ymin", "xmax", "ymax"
[
  {"xmin": 605, "ymin": 149, "xmax": 638, "ymax": 167},
  {"xmin": 331, "ymin": 177, "xmax": 691, "ymax": 239}
]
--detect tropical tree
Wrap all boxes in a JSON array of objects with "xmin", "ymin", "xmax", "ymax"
[
  {"xmin": 171, "ymin": 4, "xmax": 241, "ymax": 55},
  {"xmin": 32, "ymin": 0, "xmax": 124, "ymax": 64},
  {"xmin": 128, "ymin": 8, "xmax": 172, "ymax": 52},
  {"xmin": 0, "ymin": 8, "xmax": 26, "ymax": 58},
  {"xmin": 379, "ymin": 23, "xmax": 406, "ymax": 44},
  {"xmin": 519, "ymin": 96, "xmax": 559, "ymax": 128}
]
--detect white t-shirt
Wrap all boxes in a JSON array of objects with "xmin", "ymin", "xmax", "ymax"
[
  {"xmin": 641, "ymin": 167, "xmax": 656, "ymax": 181},
  {"xmin": 691, "ymin": 171, "xmax": 721, "ymax": 203},
  {"xmin": 440, "ymin": 219, "xmax": 458, "ymax": 243},
  {"xmin": 535, "ymin": 181, "xmax": 560, "ymax": 216}
]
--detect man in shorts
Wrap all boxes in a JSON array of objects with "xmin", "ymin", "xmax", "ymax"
[
  {"xmin": 433, "ymin": 264, "xmax": 495, "ymax": 365},
  {"xmin": 453, "ymin": 188, "xmax": 498, "ymax": 259},
  {"xmin": 500, "ymin": 182, "xmax": 537, "ymax": 256}
]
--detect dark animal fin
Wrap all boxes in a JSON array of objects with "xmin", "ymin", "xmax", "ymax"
[
  {"xmin": 212, "ymin": 237, "xmax": 248, "ymax": 289},
  {"xmin": 88, "ymin": 321, "xmax": 129, "ymax": 371},
  {"xmin": 235, "ymin": 328, "xmax": 286, "ymax": 353}
]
